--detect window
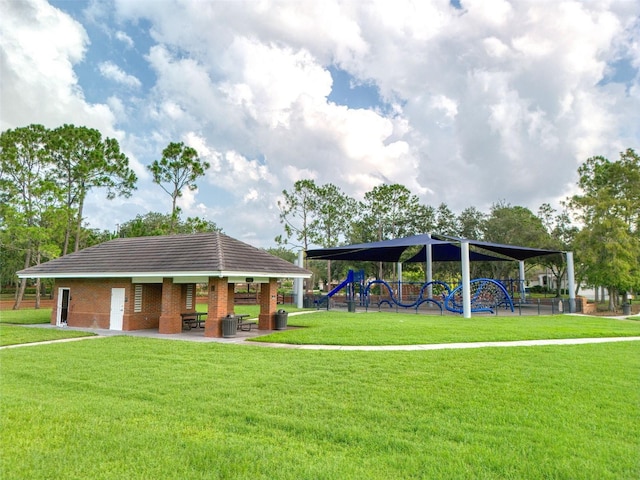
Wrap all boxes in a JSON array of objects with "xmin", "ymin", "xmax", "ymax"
[
  {"xmin": 134, "ymin": 284, "xmax": 143, "ymax": 313},
  {"xmin": 186, "ymin": 284, "xmax": 193, "ymax": 310}
]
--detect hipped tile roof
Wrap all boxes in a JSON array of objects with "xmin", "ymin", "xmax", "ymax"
[{"xmin": 17, "ymin": 232, "xmax": 310, "ymax": 279}]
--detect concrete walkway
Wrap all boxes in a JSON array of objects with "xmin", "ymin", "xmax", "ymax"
[
  {"xmin": 2, "ymin": 320, "xmax": 639, "ymax": 351},
  {"xmin": 249, "ymin": 336, "xmax": 640, "ymax": 351},
  {"xmin": 0, "ymin": 334, "xmax": 107, "ymax": 350}
]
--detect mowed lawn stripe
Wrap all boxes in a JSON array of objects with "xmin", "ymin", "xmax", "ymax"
[
  {"xmin": 1, "ymin": 336, "xmax": 638, "ymax": 479},
  {"xmin": 255, "ymin": 311, "xmax": 640, "ymax": 345}
]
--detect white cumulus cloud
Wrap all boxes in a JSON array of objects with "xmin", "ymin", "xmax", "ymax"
[
  {"xmin": 98, "ymin": 61, "xmax": 142, "ymax": 88},
  {"xmin": 2, "ymin": 0, "xmax": 639, "ymax": 247}
]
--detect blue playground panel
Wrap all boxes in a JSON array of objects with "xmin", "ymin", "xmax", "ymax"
[
  {"xmin": 316, "ymin": 271, "xmax": 514, "ymax": 315},
  {"xmin": 443, "ymin": 278, "xmax": 514, "ymax": 314},
  {"xmin": 364, "ymin": 279, "xmax": 451, "ymax": 313},
  {"xmin": 363, "ymin": 278, "xmax": 514, "ymax": 314}
]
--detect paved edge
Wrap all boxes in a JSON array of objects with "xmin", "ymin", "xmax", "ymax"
[
  {"xmin": 245, "ymin": 336, "xmax": 640, "ymax": 350},
  {"xmin": 2, "ymin": 334, "xmax": 639, "ymax": 351},
  {"xmin": 0, "ymin": 335, "xmax": 106, "ymax": 350}
]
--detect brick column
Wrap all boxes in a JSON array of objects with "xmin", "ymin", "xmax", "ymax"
[
  {"xmin": 258, "ymin": 278, "xmax": 278, "ymax": 330},
  {"xmin": 51, "ymin": 285, "xmax": 58, "ymax": 325},
  {"xmin": 159, "ymin": 278, "xmax": 183, "ymax": 334},
  {"xmin": 576, "ymin": 296, "xmax": 594, "ymax": 314},
  {"xmin": 205, "ymin": 277, "xmax": 228, "ymax": 338},
  {"xmin": 227, "ymin": 283, "xmax": 235, "ymax": 314}
]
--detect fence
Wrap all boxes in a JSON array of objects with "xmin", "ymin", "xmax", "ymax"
[{"xmin": 316, "ymin": 290, "xmax": 580, "ymax": 316}]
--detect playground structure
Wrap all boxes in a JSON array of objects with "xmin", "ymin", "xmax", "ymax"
[
  {"xmin": 315, "ymin": 270, "xmax": 515, "ymax": 315},
  {"xmin": 315, "ymin": 269, "xmax": 365, "ymax": 311},
  {"xmin": 305, "ymin": 233, "xmax": 573, "ymax": 317},
  {"xmin": 444, "ymin": 279, "xmax": 514, "ymax": 314}
]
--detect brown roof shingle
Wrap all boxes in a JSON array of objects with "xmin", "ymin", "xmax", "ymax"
[{"xmin": 18, "ymin": 232, "xmax": 310, "ymax": 279}]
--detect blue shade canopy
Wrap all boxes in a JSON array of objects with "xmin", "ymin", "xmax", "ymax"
[
  {"xmin": 430, "ymin": 234, "xmax": 563, "ymax": 261},
  {"xmin": 403, "ymin": 244, "xmax": 512, "ymax": 263},
  {"xmin": 305, "ymin": 234, "xmax": 448, "ymax": 262},
  {"xmin": 305, "ymin": 234, "xmax": 562, "ymax": 263}
]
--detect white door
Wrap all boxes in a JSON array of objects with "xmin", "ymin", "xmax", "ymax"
[
  {"xmin": 56, "ymin": 288, "xmax": 70, "ymax": 326},
  {"xmin": 110, "ymin": 288, "xmax": 125, "ymax": 330}
]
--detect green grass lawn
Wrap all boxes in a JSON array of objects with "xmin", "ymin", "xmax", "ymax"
[
  {"xmin": 0, "ymin": 308, "xmax": 52, "ymax": 324},
  {"xmin": 0, "ymin": 308, "xmax": 95, "ymax": 346},
  {"xmin": 0, "ymin": 325, "xmax": 96, "ymax": 347},
  {"xmin": 254, "ymin": 311, "xmax": 640, "ymax": 345},
  {"xmin": 3, "ymin": 309, "xmax": 640, "ymax": 349},
  {"xmin": 1, "ymin": 336, "xmax": 638, "ymax": 479}
]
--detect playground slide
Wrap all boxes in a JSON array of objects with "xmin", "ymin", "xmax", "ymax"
[
  {"xmin": 322, "ymin": 270, "xmax": 354, "ymax": 299},
  {"xmin": 324, "ymin": 270, "xmax": 354, "ymax": 298},
  {"xmin": 316, "ymin": 270, "xmax": 364, "ymax": 308}
]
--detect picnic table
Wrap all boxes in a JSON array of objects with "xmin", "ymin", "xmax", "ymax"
[
  {"xmin": 181, "ymin": 312, "xmax": 207, "ymax": 330},
  {"xmin": 235, "ymin": 314, "xmax": 256, "ymax": 331}
]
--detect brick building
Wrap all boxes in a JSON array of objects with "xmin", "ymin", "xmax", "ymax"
[{"xmin": 17, "ymin": 232, "xmax": 311, "ymax": 337}]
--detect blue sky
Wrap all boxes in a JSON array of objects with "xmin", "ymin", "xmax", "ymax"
[
  {"xmin": 2, "ymin": 0, "xmax": 639, "ymax": 248},
  {"xmin": 327, "ymin": 66, "xmax": 386, "ymax": 111}
]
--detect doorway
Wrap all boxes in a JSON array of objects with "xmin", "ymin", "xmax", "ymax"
[
  {"xmin": 56, "ymin": 288, "xmax": 70, "ymax": 326},
  {"xmin": 110, "ymin": 288, "xmax": 125, "ymax": 330}
]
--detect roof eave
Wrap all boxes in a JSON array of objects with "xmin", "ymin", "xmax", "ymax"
[{"xmin": 17, "ymin": 270, "xmax": 311, "ymax": 280}]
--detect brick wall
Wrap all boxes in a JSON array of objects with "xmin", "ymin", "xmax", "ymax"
[
  {"xmin": 128, "ymin": 283, "xmax": 162, "ymax": 330},
  {"xmin": 52, "ymin": 278, "xmax": 131, "ymax": 329},
  {"xmin": 52, "ymin": 279, "xmax": 172, "ymax": 331},
  {"xmin": 576, "ymin": 296, "xmax": 596, "ymax": 314}
]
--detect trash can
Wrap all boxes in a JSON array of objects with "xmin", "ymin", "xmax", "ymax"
[
  {"xmin": 222, "ymin": 314, "xmax": 236, "ymax": 338},
  {"xmin": 347, "ymin": 300, "xmax": 356, "ymax": 312},
  {"xmin": 275, "ymin": 309, "xmax": 288, "ymax": 330},
  {"xmin": 622, "ymin": 303, "xmax": 631, "ymax": 315}
]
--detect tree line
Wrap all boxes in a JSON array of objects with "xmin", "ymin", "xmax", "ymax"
[
  {"xmin": 0, "ymin": 124, "xmax": 214, "ymax": 308},
  {"xmin": 2, "ymin": 124, "xmax": 638, "ymax": 311}
]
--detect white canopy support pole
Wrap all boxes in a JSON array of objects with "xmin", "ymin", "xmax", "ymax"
[
  {"xmin": 566, "ymin": 251, "xmax": 576, "ymax": 313},
  {"xmin": 519, "ymin": 260, "xmax": 526, "ymax": 303},
  {"xmin": 397, "ymin": 262, "xmax": 403, "ymax": 301},
  {"xmin": 426, "ymin": 234, "xmax": 433, "ymax": 299},
  {"xmin": 461, "ymin": 240, "xmax": 471, "ymax": 318},
  {"xmin": 293, "ymin": 277, "xmax": 299, "ymax": 307},
  {"xmin": 296, "ymin": 250, "xmax": 304, "ymax": 308}
]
